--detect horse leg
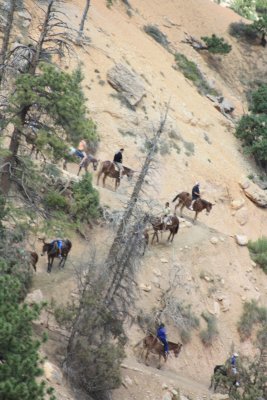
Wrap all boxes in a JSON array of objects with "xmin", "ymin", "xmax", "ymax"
[
  {"xmin": 157, "ymin": 354, "xmax": 162, "ymax": 370},
  {"xmin": 145, "ymin": 349, "xmax": 150, "ymax": 366},
  {"xmin": 77, "ymin": 165, "xmax": 82, "ymax": 176},
  {"xmin": 47, "ymin": 256, "xmax": 52, "ymax": 273},
  {"xmin": 151, "ymin": 231, "xmax": 155, "ymax": 244},
  {"xmin": 102, "ymin": 174, "xmax": 107, "ymax": 188},
  {"xmin": 61, "ymin": 255, "xmax": 68, "ymax": 269},
  {"xmin": 63, "ymin": 159, "xmax": 67, "ymax": 171},
  {"xmin": 180, "ymin": 204, "xmax": 185, "ymax": 217},
  {"xmin": 193, "ymin": 211, "xmax": 199, "ymax": 223},
  {"xmin": 167, "ymin": 230, "xmax": 172, "ymax": 242},
  {"xmin": 97, "ymin": 171, "xmax": 101, "ymax": 185}
]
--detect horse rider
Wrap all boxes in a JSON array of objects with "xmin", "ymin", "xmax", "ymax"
[
  {"xmin": 68, "ymin": 141, "xmax": 88, "ymax": 167},
  {"xmin": 157, "ymin": 323, "xmax": 169, "ymax": 356},
  {"xmin": 162, "ymin": 202, "xmax": 172, "ymax": 230},
  {"xmin": 51, "ymin": 239, "xmax": 63, "ymax": 258},
  {"xmin": 113, "ymin": 148, "xmax": 124, "ymax": 180},
  {"xmin": 189, "ymin": 182, "xmax": 200, "ymax": 210},
  {"xmin": 230, "ymin": 353, "xmax": 240, "ymax": 386}
]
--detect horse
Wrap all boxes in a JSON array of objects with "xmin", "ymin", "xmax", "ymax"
[
  {"xmin": 97, "ymin": 161, "xmax": 134, "ymax": 190},
  {"xmin": 151, "ymin": 215, "xmax": 179, "ymax": 244},
  {"xmin": 41, "ymin": 239, "xmax": 72, "ymax": 273},
  {"xmin": 63, "ymin": 154, "xmax": 99, "ymax": 176},
  {"xmin": 142, "ymin": 334, "xmax": 182, "ymax": 369},
  {"xmin": 172, "ymin": 192, "xmax": 213, "ymax": 223},
  {"xmin": 29, "ymin": 251, "xmax": 38, "ymax": 272},
  {"xmin": 210, "ymin": 365, "xmax": 239, "ymax": 393}
]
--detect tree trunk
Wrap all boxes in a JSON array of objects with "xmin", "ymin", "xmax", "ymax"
[
  {"xmin": 78, "ymin": 0, "xmax": 91, "ymax": 37},
  {"xmin": 0, "ymin": 0, "xmax": 16, "ymax": 85},
  {"xmin": 0, "ymin": 0, "xmax": 55, "ymax": 198}
]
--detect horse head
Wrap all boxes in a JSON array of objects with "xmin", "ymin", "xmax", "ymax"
[
  {"xmin": 126, "ymin": 168, "xmax": 134, "ymax": 181},
  {"xmin": 41, "ymin": 242, "xmax": 50, "ymax": 256},
  {"xmin": 93, "ymin": 159, "xmax": 100, "ymax": 171},
  {"xmin": 204, "ymin": 201, "xmax": 213, "ymax": 215},
  {"xmin": 174, "ymin": 343, "xmax": 183, "ymax": 358}
]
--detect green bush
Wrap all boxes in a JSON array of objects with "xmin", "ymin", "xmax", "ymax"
[
  {"xmin": 201, "ymin": 34, "xmax": 232, "ymax": 54},
  {"xmin": 44, "ymin": 191, "xmax": 69, "ymax": 211},
  {"xmin": 71, "ymin": 173, "xmax": 99, "ymax": 222},
  {"xmin": 200, "ymin": 312, "xmax": 218, "ymax": 346},
  {"xmin": 238, "ymin": 300, "xmax": 267, "ymax": 340},
  {"xmin": 248, "ymin": 236, "xmax": 267, "ymax": 273},
  {"xmin": 229, "ymin": 21, "xmax": 258, "ymax": 40},
  {"xmin": 251, "ymin": 84, "xmax": 267, "ymax": 113},
  {"xmin": 174, "ymin": 53, "xmax": 217, "ymax": 95},
  {"xmin": 231, "ymin": 0, "xmax": 258, "ymax": 20},
  {"xmin": 0, "ymin": 274, "xmax": 55, "ymax": 400}
]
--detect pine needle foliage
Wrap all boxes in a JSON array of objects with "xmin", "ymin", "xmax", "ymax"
[
  {"xmin": 0, "ymin": 274, "xmax": 55, "ymax": 400},
  {"xmin": 201, "ymin": 34, "xmax": 232, "ymax": 54}
]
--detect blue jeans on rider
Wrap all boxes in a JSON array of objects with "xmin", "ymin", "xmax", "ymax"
[
  {"xmin": 159, "ymin": 337, "xmax": 169, "ymax": 353},
  {"xmin": 75, "ymin": 150, "xmax": 84, "ymax": 159},
  {"xmin": 52, "ymin": 240, "xmax": 62, "ymax": 257}
]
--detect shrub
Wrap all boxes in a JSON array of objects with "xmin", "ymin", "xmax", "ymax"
[
  {"xmin": 229, "ymin": 21, "xmax": 258, "ymax": 40},
  {"xmin": 200, "ymin": 312, "xmax": 218, "ymax": 346},
  {"xmin": 0, "ymin": 274, "xmax": 55, "ymax": 400},
  {"xmin": 144, "ymin": 25, "xmax": 170, "ymax": 50},
  {"xmin": 231, "ymin": 0, "xmax": 258, "ymax": 20},
  {"xmin": 251, "ymin": 84, "xmax": 267, "ymax": 113},
  {"xmin": 248, "ymin": 236, "xmax": 267, "ymax": 273},
  {"xmin": 238, "ymin": 300, "xmax": 267, "ymax": 340},
  {"xmin": 174, "ymin": 53, "xmax": 217, "ymax": 95},
  {"xmin": 44, "ymin": 191, "xmax": 69, "ymax": 211},
  {"xmin": 159, "ymin": 140, "xmax": 170, "ymax": 155},
  {"xmin": 201, "ymin": 34, "xmax": 232, "ymax": 54},
  {"xmin": 71, "ymin": 173, "xmax": 99, "ymax": 222},
  {"xmin": 235, "ymin": 114, "xmax": 267, "ymax": 168}
]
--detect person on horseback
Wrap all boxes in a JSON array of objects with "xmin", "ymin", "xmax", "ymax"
[
  {"xmin": 77, "ymin": 139, "xmax": 89, "ymax": 167},
  {"xmin": 189, "ymin": 182, "xmax": 200, "ymax": 210},
  {"xmin": 231, "ymin": 353, "xmax": 239, "ymax": 382},
  {"xmin": 113, "ymin": 148, "xmax": 124, "ymax": 180},
  {"xmin": 51, "ymin": 239, "xmax": 63, "ymax": 258},
  {"xmin": 157, "ymin": 323, "xmax": 169, "ymax": 356},
  {"xmin": 162, "ymin": 202, "xmax": 172, "ymax": 230}
]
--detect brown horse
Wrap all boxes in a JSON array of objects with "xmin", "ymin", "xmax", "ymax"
[
  {"xmin": 97, "ymin": 161, "xmax": 134, "ymax": 190},
  {"xmin": 172, "ymin": 192, "xmax": 213, "ymax": 223},
  {"xmin": 210, "ymin": 365, "xmax": 240, "ymax": 393},
  {"xmin": 151, "ymin": 215, "xmax": 179, "ymax": 244},
  {"xmin": 63, "ymin": 154, "xmax": 99, "ymax": 175},
  {"xmin": 41, "ymin": 239, "xmax": 72, "ymax": 273},
  {"xmin": 142, "ymin": 334, "xmax": 182, "ymax": 369},
  {"xmin": 30, "ymin": 251, "xmax": 38, "ymax": 272}
]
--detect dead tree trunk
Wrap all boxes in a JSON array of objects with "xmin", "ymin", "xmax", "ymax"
[
  {"xmin": 78, "ymin": 0, "xmax": 91, "ymax": 38},
  {"xmin": 0, "ymin": 0, "xmax": 55, "ymax": 198},
  {"xmin": 0, "ymin": 0, "xmax": 16, "ymax": 85}
]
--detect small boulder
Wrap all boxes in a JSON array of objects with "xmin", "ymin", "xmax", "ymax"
[
  {"xmin": 210, "ymin": 237, "xmax": 218, "ymax": 244},
  {"xmin": 161, "ymin": 258, "xmax": 168, "ymax": 263},
  {"xmin": 235, "ymin": 207, "xmax": 248, "ymax": 226},
  {"xmin": 43, "ymin": 361, "xmax": 63, "ymax": 385},
  {"xmin": 153, "ymin": 268, "xmax": 162, "ymax": 277},
  {"xmin": 139, "ymin": 283, "xmax": 152, "ymax": 292},
  {"xmin": 231, "ymin": 199, "xmax": 245, "ymax": 210},
  {"xmin": 235, "ymin": 235, "xmax": 248, "ymax": 246},
  {"xmin": 25, "ymin": 289, "xmax": 44, "ymax": 305},
  {"xmin": 107, "ymin": 63, "xmax": 145, "ymax": 106}
]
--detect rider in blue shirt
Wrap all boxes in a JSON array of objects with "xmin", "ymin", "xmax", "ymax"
[
  {"xmin": 51, "ymin": 239, "xmax": 63, "ymax": 258},
  {"xmin": 157, "ymin": 323, "xmax": 169, "ymax": 355}
]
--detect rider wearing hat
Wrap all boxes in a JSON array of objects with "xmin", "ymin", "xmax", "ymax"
[
  {"xmin": 231, "ymin": 353, "xmax": 240, "ymax": 386},
  {"xmin": 113, "ymin": 148, "xmax": 124, "ymax": 180}
]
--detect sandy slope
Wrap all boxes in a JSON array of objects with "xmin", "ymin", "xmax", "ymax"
[{"xmin": 25, "ymin": 0, "xmax": 267, "ymax": 398}]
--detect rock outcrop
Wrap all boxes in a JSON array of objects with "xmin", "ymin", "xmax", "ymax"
[
  {"xmin": 239, "ymin": 179, "xmax": 267, "ymax": 208},
  {"xmin": 107, "ymin": 63, "xmax": 146, "ymax": 106}
]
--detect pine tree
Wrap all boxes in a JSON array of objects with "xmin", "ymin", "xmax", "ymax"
[
  {"xmin": 201, "ymin": 34, "xmax": 232, "ymax": 54},
  {"xmin": 0, "ymin": 274, "xmax": 55, "ymax": 400}
]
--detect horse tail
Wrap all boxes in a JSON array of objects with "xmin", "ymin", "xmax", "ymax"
[{"xmin": 172, "ymin": 193, "xmax": 180, "ymax": 203}]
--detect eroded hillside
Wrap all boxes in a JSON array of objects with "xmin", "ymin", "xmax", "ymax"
[{"xmin": 16, "ymin": 0, "xmax": 267, "ymax": 399}]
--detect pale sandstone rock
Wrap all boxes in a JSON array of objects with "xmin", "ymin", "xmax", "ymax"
[
  {"xmin": 211, "ymin": 394, "xmax": 230, "ymax": 400},
  {"xmin": 239, "ymin": 179, "xmax": 267, "ymax": 207},
  {"xmin": 124, "ymin": 375, "xmax": 133, "ymax": 386},
  {"xmin": 235, "ymin": 207, "xmax": 248, "ymax": 226},
  {"xmin": 43, "ymin": 361, "xmax": 63, "ymax": 385},
  {"xmin": 140, "ymin": 283, "xmax": 152, "ymax": 292},
  {"xmin": 107, "ymin": 63, "xmax": 145, "ymax": 106},
  {"xmin": 210, "ymin": 237, "xmax": 218, "ymax": 244},
  {"xmin": 25, "ymin": 289, "xmax": 44, "ymax": 305},
  {"xmin": 235, "ymin": 234, "xmax": 248, "ymax": 246},
  {"xmin": 153, "ymin": 268, "xmax": 162, "ymax": 277},
  {"xmin": 231, "ymin": 199, "xmax": 245, "ymax": 210},
  {"xmin": 161, "ymin": 258, "xmax": 168, "ymax": 263}
]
